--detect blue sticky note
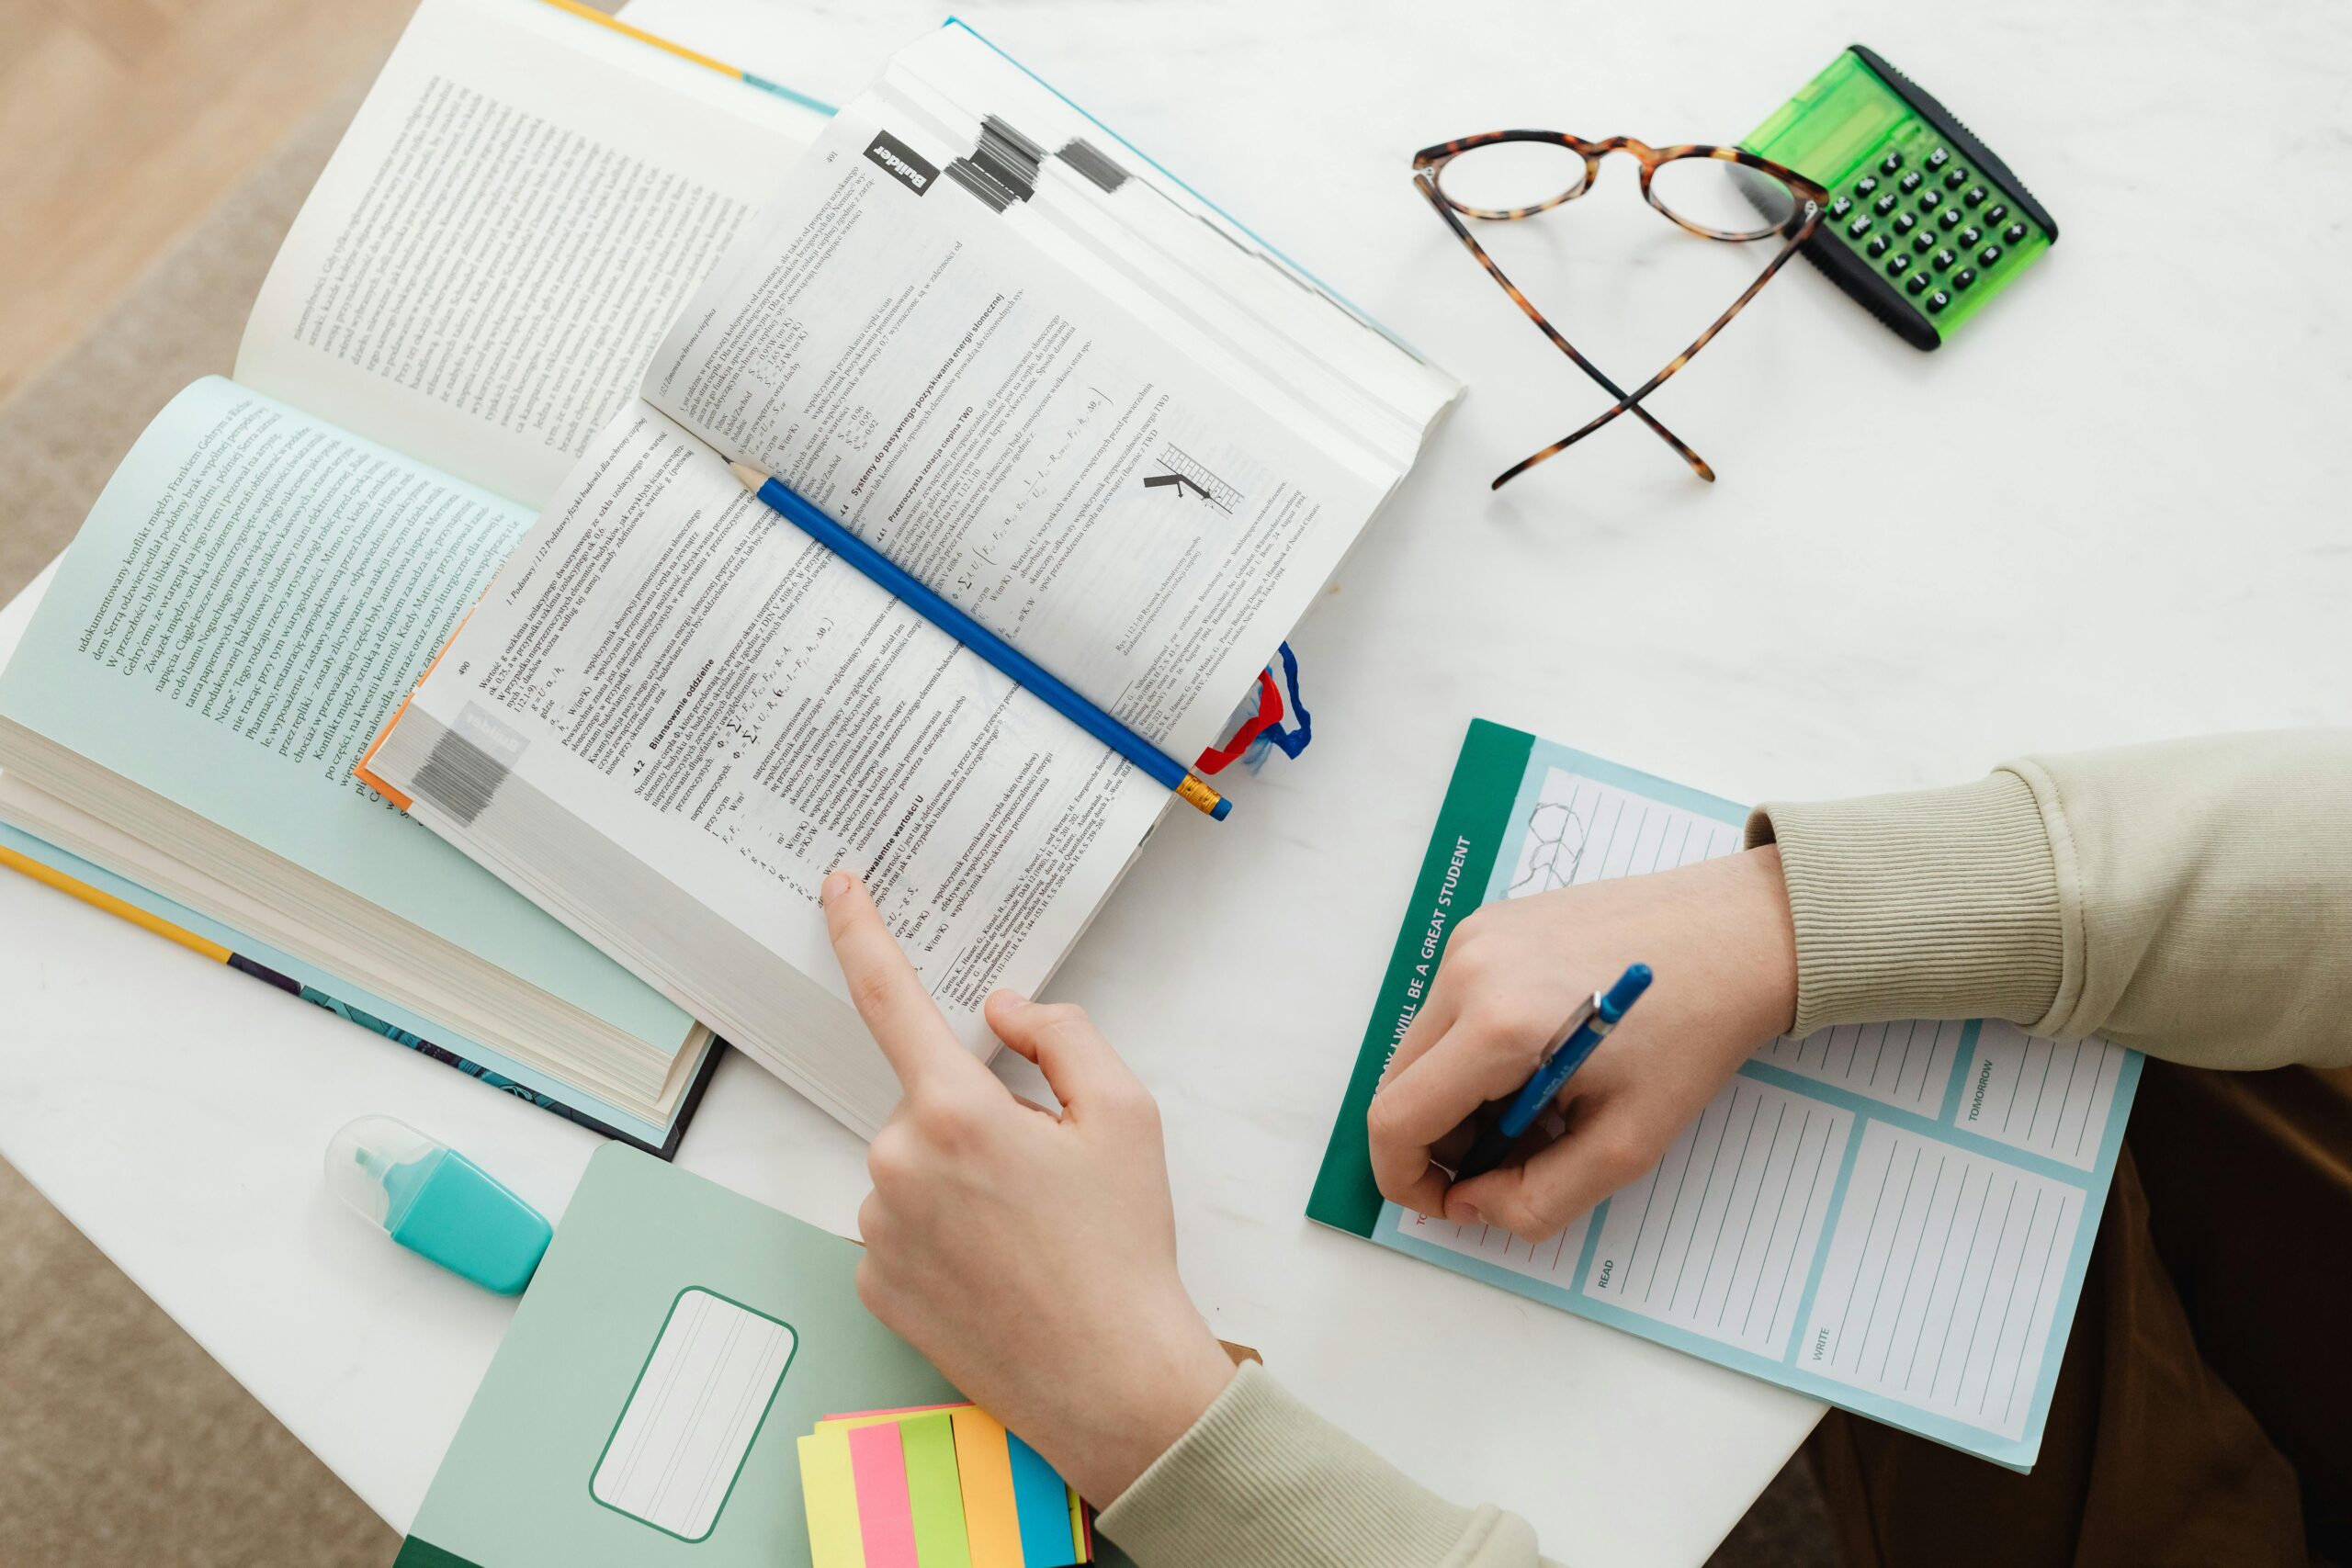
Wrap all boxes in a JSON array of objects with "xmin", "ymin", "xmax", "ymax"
[{"xmin": 1005, "ymin": 1432, "xmax": 1080, "ymax": 1567}]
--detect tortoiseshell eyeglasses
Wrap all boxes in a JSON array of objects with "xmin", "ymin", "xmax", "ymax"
[{"xmin": 1412, "ymin": 132, "xmax": 1827, "ymax": 486}]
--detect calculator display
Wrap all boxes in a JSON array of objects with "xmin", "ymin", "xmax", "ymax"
[{"xmin": 1743, "ymin": 47, "xmax": 2056, "ymax": 348}]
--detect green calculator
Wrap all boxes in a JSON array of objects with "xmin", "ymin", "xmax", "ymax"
[{"xmin": 1743, "ymin": 46, "xmax": 2057, "ymax": 349}]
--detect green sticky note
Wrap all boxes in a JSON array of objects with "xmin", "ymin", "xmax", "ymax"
[{"xmin": 899, "ymin": 1412, "xmax": 972, "ymax": 1568}]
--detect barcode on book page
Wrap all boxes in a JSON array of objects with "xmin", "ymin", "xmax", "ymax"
[{"xmin": 403, "ymin": 703, "xmax": 526, "ymax": 827}]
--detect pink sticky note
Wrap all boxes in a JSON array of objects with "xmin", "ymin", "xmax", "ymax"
[{"xmin": 847, "ymin": 1421, "xmax": 919, "ymax": 1568}]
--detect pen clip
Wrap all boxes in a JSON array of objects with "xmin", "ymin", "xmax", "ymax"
[{"xmin": 1537, "ymin": 994, "xmax": 1600, "ymax": 1066}]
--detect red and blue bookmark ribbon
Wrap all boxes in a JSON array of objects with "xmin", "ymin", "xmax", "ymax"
[{"xmin": 1193, "ymin": 643, "xmax": 1313, "ymax": 776}]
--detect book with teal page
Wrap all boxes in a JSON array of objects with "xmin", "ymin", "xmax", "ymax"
[
  {"xmin": 0, "ymin": 0, "xmax": 837, "ymax": 1152},
  {"xmin": 1309, "ymin": 720, "xmax": 2142, "ymax": 1471},
  {"xmin": 0, "ymin": 807, "xmax": 717, "ymax": 1156},
  {"xmin": 395, "ymin": 1144, "xmax": 1135, "ymax": 1567}
]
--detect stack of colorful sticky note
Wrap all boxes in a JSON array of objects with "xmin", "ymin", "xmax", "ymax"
[{"xmin": 797, "ymin": 1403, "xmax": 1094, "ymax": 1568}]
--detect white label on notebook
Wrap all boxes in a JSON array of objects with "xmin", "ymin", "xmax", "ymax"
[
  {"xmin": 1581, "ymin": 1077, "xmax": 1852, "ymax": 1359},
  {"xmin": 592, "ymin": 1289, "xmax": 797, "ymax": 1541},
  {"xmin": 1954, "ymin": 1021, "xmax": 2127, "ymax": 1170},
  {"xmin": 1753, "ymin": 1019, "xmax": 1969, "ymax": 1117},
  {"xmin": 1801, "ymin": 1123, "xmax": 2082, "ymax": 1439}
]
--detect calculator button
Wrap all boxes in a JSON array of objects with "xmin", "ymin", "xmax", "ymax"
[
  {"xmin": 1830, "ymin": 196, "xmax": 1854, "ymax": 220},
  {"xmin": 1985, "ymin": 203, "xmax": 2009, "ymax": 225},
  {"xmin": 1899, "ymin": 170, "xmax": 1924, "ymax": 194},
  {"xmin": 1874, "ymin": 193, "xmax": 1898, "ymax": 215},
  {"xmin": 1933, "ymin": 247, "xmax": 1957, "ymax": 271},
  {"xmin": 1894, "ymin": 212, "xmax": 1918, "ymax": 233},
  {"xmin": 1868, "ymin": 233, "xmax": 1892, "ymax": 256},
  {"xmin": 1907, "ymin": 272, "xmax": 1931, "ymax": 295},
  {"xmin": 1928, "ymin": 147, "xmax": 1951, "ymax": 170},
  {"xmin": 1880, "ymin": 151, "xmax": 1903, "ymax": 174},
  {"xmin": 1854, "ymin": 175, "xmax": 1879, "ymax": 197},
  {"xmin": 1919, "ymin": 188, "xmax": 1943, "ymax": 209},
  {"xmin": 1846, "ymin": 214, "xmax": 1872, "ymax": 238},
  {"xmin": 1927, "ymin": 288, "xmax": 1951, "ymax": 312},
  {"xmin": 1964, "ymin": 185, "xmax": 1989, "ymax": 208},
  {"xmin": 1939, "ymin": 208, "xmax": 1962, "ymax": 229},
  {"xmin": 1886, "ymin": 252, "xmax": 1910, "ymax": 275},
  {"xmin": 1913, "ymin": 231, "xmax": 1936, "ymax": 254},
  {"xmin": 2004, "ymin": 221, "xmax": 2029, "ymax": 244},
  {"xmin": 1978, "ymin": 244, "xmax": 2002, "ymax": 266},
  {"xmin": 1953, "ymin": 267, "xmax": 1978, "ymax": 290},
  {"xmin": 1943, "ymin": 166, "xmax": 1969, "ymax": 189},
  {"xmin": 1959, "ymin": 226, "xmax": 1983, "ymax": 247}
]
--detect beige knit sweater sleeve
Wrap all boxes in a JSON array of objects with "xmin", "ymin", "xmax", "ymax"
[
  {"xmin": 1097, "ymin": 730, "xmax": 2352, "ymax": 1568},
  {"xmin": 1744, "ymin": 728, "xmax": 2352, "ymax": 1067}
]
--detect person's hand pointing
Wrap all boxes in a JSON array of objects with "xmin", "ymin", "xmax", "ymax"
[{"xmin": 821, "ymin": 871, "xmax": 1235, "ymax": 1506}]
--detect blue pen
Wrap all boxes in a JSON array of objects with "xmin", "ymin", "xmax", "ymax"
[
  {"xmin": 729, "ymin": 462, "xmax": 1230, "ymax": 821},
  {"xmin": 1453, "ymin": 964, "xmax": 1653, "ymax": 1182}
]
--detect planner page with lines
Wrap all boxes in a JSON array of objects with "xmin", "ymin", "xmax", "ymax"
[{"xmin": 1357, "ymin": 727, "xmax": 2141, "ymax": 1468}]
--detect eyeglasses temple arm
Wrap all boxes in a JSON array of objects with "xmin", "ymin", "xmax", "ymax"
[
  {"xmin": 1413, "ymin": 175, "xmax": 1714, "ymax": 482},
  {"xmin": 1491, "ymin": 208, "xmax": 1821, "ymax": 489}
]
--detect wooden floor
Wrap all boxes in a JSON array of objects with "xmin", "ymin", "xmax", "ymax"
[{"xmin": 0, "ymin": 0, "xmax": 421, "ymax": 404}]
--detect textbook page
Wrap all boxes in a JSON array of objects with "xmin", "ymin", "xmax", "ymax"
[
  {"xmin": 237, "ymin": 0, "xmax": 826, "ymax": 511},
  {"xmin": 0, "ymin": 378, "xmax": 699, "ymax": 1070},
  {"xmin": 363, "ymin": 404, "xmax": 1174, "ymax": 1134},
  {"xmin": 875, "ymin": 21, "xmax": 1461, "ymax": 475},
  {"xmin": 639, "ymin": 94, "xmax": 1391, "ymax": 768},
  {"xmin": 1345, "ymin": 728, "xmax": 2139, "ymax": 1470}
]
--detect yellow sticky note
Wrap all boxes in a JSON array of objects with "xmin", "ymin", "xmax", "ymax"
[
  {"xmin": 797, "ymin": 1427, "xmax": 868, "ymax": 1568},
  {"xmin": 946, "ymin": 1406, "xmax": 1024, "ymax": 1568}
]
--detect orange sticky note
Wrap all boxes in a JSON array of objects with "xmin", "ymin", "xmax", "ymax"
[{"xmin": 947, "ymin": 1407, "xmax": 1023, "ymax": 1568}]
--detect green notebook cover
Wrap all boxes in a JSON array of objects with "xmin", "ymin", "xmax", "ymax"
[
  {"xmin": 1306, "ymin": 718, "xmax": 1535, "ymax": 1237},
  {"xmin": 398, "ymin": 1145, "xmax": 958, "ymax": 1567}
]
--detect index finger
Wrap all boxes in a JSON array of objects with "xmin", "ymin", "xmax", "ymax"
[{"xmin": 821, "ymin": 871, "xmax": 974, "ymax": 1089}]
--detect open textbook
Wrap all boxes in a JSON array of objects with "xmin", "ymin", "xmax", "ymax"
[
  {"xmin": 0, "ymin": 0, "xmax": 837, "ymax": 1145},
  {"xmin": 1311, "ymin": 723, "xmax": 2139, "ymax": 1469},
  {"xmin": 357, "ymin": 24, "xmax": 1461, "ymax": 1135}
]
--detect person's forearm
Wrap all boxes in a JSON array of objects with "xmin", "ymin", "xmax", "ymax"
[
  {"xmin": 1746, "ymin": 729, "xmax": 2352, "ymax": 1068},
  {"xmin": 1098, "ymin": 1364, "xmax": 1557, "ymax": 1568}
]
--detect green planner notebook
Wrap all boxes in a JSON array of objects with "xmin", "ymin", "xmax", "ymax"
[
  {"xmin": 398, "ymin": 1145, "xmax": 960, "ymax": 1568},
  {"xmin": 1309, "ymin": 720, "xmax": 2139, "ymax": 1471}
]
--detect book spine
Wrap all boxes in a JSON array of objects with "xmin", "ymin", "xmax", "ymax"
[
  {"xmin": 227, "ymin": 952, "xmax": 694, "ymax": 1157},
  {"xmin": 0, "ymin": 844, "xmax": 707, "ymax": 1159},
  {"xmin": 1305, "ymin": 718, "xmax": 1532, "ymax": 1236}
]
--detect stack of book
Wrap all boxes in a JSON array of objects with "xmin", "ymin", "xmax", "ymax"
[{"xmin": 0, "ymin": 0, "xmax": 1456, "ymax": 1149}]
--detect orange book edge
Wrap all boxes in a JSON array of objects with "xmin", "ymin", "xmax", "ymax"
[{"xmin": 352, "ymin": 611, "xmax": 474, "ymax": 811}]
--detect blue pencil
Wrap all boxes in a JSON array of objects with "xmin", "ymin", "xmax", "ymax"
[{"xmin": 729, "ymin": 462, "xmax": 1230, "ymax": 820}]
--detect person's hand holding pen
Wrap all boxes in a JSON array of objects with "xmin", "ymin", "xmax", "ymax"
[{"xmin": 1366, "ymin": 847, "xmax": 1800, "ymax": 1244}]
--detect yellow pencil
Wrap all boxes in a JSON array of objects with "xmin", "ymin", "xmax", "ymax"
[
  {"xmin": 528, "ymin": 0, "xmax": 835, "ymax": 113},
  {"xmin": 0, "ymin": 841, "xmax": 232, "ymax": 964}
]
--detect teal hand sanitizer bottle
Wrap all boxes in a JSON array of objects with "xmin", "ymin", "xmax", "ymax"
[{"xmin": 325, "ymin": 1115, "xmax": 551, "ymax": 1295}]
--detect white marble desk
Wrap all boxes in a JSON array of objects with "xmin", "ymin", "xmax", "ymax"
[{"xmin": 3, "ymin": 1, "xmax": 2346, "ymax": 1563}]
